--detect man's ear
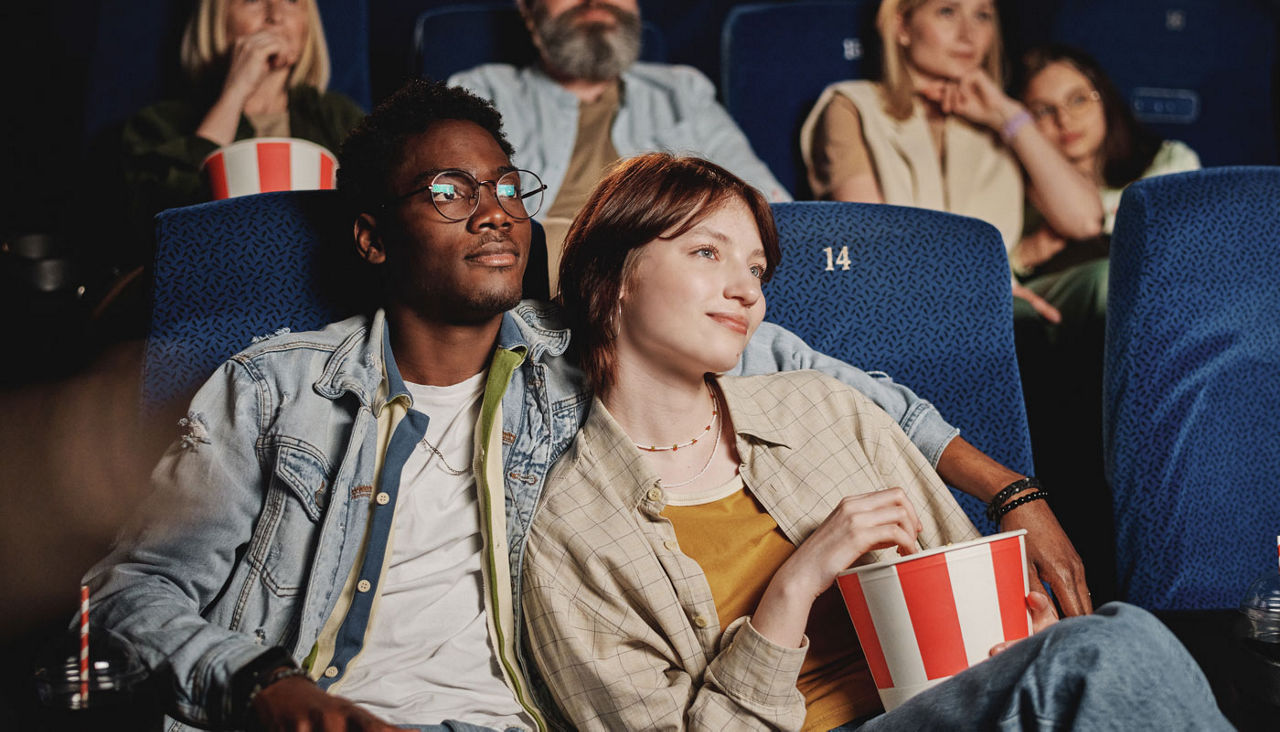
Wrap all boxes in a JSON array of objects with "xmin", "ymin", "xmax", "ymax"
[
  {"xmin": 520, "ymin": 1, "xmax": 544, "ymax": 54},
  {"xmin": 354, "ymin": 213, "xmax": 386, "ymax": 265}
]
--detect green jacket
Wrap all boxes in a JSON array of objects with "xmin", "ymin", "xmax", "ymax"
[{"xmin": 120, "ymin": 85, "xmax": 364, "ymax": 261}]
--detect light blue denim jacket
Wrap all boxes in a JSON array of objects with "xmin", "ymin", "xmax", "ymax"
[
  {"xmin": 84, "ymin": 303, "xmax": 954, "ymax": 729},
  {"xmin": 448, "ymin": 62, "xmax": 793, "ymax": 205}
]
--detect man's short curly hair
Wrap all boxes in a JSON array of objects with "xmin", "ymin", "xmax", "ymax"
[{"xmin": 337, "ymin": 79, "xmax": 515, "ymax": 215}]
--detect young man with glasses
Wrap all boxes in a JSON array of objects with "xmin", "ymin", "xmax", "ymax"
[
  {"xmin": 83, "ymin": 78, "xmax": 1090, "ymax": 731},
  {"xmin": 84, "ymin": 80, "xmax": 561, "ymax": 732}
]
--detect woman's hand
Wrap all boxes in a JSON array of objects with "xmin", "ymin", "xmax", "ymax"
[
  {"xmin": 1014, "ymin": 226, "xmax": 1067, "ymax": 273},
  {"xmin": 1012, "ymin": 282, "xmax": 1062, "ymax": 323},
  {"xmin": 933, "ymin": 69, "xmax": 1025, "ymax": 133},
  {"xmin": 197, "ymin": 29, "xmax": 295, "ymax": 146},
  {"xmin": 222, "ymin": 29, "xmax": 296, "ymax": 102},
  {"xmin": 751, "ymin": 489, "xmax": 922, "ymax": 648},
  {"xmin": 988, "ymin": 590, "xmax": 1060, "ymax": 656}
]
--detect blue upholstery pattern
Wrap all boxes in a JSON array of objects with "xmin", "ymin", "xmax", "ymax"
[
  {"xmin": 144, "ymin": 190, "xmax": 549, "ymax": 409},
  {"xmin": 415, "ymin": 3, "xmax": 667, "ymax": 83},
  {"xmin": 721, "ymin": 0, "xmax": 879, "ymax": 197},
  {"xmin": 144, "ymin": 191, "xmax": 352, "ymax": 409},
  {"xmin": 1052, "ymin": 0, "xmax": 1277, "ymax": 166},
  {"xmin": 766, "ymin": 202, "xmax": 1034, "ymax": 535},
  {"xmin": 1104, "ymin": 166, "xmax": 1280, "ymax": 611}
]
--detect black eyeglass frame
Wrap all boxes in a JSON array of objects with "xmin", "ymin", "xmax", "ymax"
[{"xmin": 387, "ymin": 168, "xmax": 547, "ymax": 222}]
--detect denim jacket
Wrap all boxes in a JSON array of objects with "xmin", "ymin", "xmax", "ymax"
[
  {"xmin": 84, "ymin": 303, "xmax": 952, "ymax": 729},
  {"xmin": 449, "ymin": 62, "xmax": 793, "ymax": 206}
]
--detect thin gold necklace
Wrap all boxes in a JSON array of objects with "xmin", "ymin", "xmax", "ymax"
[{"xmin": 633, "ymin": 380, "xmax": 718, "ymax": 452}]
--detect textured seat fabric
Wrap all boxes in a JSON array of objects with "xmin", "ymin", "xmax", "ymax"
[
  {"xmin": 143, "ymin": 191, "xmax": 353, "ymax": 409},
  {"xmin": 143, "ymin": 189, "xmax": 550, "ymax": 409},
  {"xmin": 720, "ymin": 0, "xmax": 878, "ymax": 198},
  {"xmin": 1104, "ymin": 167, "xmax": 1280, "ymax": 611},
  {"xmin": 1052, "ymin": 0, "xmax": 1277, "ymax": 166},
  {"xmin": 414, "ymin": 3, "xmax": 667, "ymax": 83},
  {"xmin": 765, "ymin": 202, "xmax": 1034, "ymax": 534}
]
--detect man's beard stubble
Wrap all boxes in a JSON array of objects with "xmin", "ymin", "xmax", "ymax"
[{"xmin": 531, "ymin": 2, "xmax": 642, "ymax": 82}]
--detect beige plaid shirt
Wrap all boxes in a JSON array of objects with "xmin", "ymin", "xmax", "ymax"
[{"xmin": 523, "ymin": 370, "xmax": 979, "ymax": 731}]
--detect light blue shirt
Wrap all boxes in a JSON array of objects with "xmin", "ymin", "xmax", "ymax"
[{"xmin": 449, "ymin": 62, "xmax": 792, "ymax": 206}]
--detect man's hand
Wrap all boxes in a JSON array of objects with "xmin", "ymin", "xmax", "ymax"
[
  {"xmin": 1001, "ymin": 500, "xmax": 1092, "ymax": 616},
  {"xmin": 989, "ymin": 591, "xmax": 1059, "ymax": 656},
  {"xmin": 933, "ymin": 439, "xmax": 1091, "ymax": 617},
  {"xmin": 251, "ymin": 675, "xmax": 399, "ymax": 731}
]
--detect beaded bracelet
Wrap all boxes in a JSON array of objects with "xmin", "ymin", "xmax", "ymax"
[
  {"xmin": 1000, "ymin": 109, "xmax": 1034, "ymax": 143},
  {"xmin": 985, "ymin": 476, "xmax": 1043, "ymax": 522},
  {"xmin": 995, "ymin": 490, "xmax": 1051, "ymax": 520}
]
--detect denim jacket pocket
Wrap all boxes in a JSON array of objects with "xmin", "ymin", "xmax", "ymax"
[
  {"xmin": 258, "ymin": 443, "xmax": 331, "ymax": 598},
  {"xmin": 549, "ymin": 391, "xmax": 590, "ymax": 458}
]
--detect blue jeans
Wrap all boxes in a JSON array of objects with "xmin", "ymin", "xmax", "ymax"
[{"xmin": 832, "ymin": 603, "xmax": 1230, "ymax": 731}]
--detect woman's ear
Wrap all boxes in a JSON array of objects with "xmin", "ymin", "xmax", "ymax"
[
  {"xmin": 354, "ymin": 213, "xmax": 386, "ymax": 265},
  {"xmin": 895, "ymin": 12, "xmax": 910, "ymax": 48}
]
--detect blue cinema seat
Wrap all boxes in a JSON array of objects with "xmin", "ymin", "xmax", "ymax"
[
  {"xmin": 765, "ymin": 202, "xmax": 1034, "ymax": 534},
  {"xmin": 415, "ymin": 2, "xmax": 667, "ymax": 83},
  {"xmin": 144, "ymin": 190, "xmax": 549, "ymax": 408},
  {"xmin": 1052, "ymin": 0, "xmax": 1278, "ymax": 166},
  {"xmin": 721, "ymin": 0, "xmax": 879, "ymax": 198},
  {"xmin": 1104, "ymin": 166, "xmax": 1280, "ymax": 611}
]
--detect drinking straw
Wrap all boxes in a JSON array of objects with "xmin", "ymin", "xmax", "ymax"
[{"xmin": 79, "ymin": 585, "xmax": 89, "ymax": 706}]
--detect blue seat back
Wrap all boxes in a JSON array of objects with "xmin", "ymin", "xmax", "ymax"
[
  {"xmin": 316, "ymin": 0, "xmax": 373, "ymax": 111},
  {"xmin": 416, "ymin": 2, "xmax": 667, "ymax": 82},
  {"xmin": 1052, "ymin": 0, "xmax": 1277, "ymax": 166},
  {"xmin": 1104, "ymin": 166, "xmax": 1280, "ymax": 611},
  {"xmin": 144, "ymin": 191, "xmax": 352, "ymax": 409},
  {"xmin": 144, "ymin": 190, "xmax": 549, "ymax": 408},
  {"xmin": 766, "ymin": 202, "xmax": 1034, "ymax": 534},
  {"xmin": 722, "ymin": 0, "xmax": 879, "ymax": 198},
  {"xmin": 83, "ymin": 0, "xmax": 370, "ymax": 148},
  {"xmin": 82, "ymin": 0, "xmax": 190, "ymax": 148}
]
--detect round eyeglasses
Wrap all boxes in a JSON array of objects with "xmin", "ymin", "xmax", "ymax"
[
  {"xmin": 393, "ymin": 168, "xmax": 546, "ymax": 222},
  {"xmin": 1028, "ymin": 90, "xmax": 1101, "ymax": 123}
]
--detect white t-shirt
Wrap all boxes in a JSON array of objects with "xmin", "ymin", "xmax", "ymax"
[{"xmin": 335, "ymin": 370, "xmax": 531, "ymax": 729}]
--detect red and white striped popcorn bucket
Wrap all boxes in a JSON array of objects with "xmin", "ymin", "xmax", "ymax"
[
  {"xmin": 201, "ymin": 137, "xmax": 337, "ymax": 200},
  {"xmin": 836, "ymin": 529, "xmax": 1031, "ymax": 711}
]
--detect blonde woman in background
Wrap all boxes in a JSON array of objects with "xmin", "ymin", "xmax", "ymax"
[
  {"xmin": 801, "ymin": 0, "xmax": 1103, "ymax": 322},
  {"xmin": 121, "ymin": 0, "xmax": 364, "ymax": 244}
]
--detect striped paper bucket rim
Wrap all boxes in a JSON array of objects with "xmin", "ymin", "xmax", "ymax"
[
  {"xmin": 837, "ymin": 528, "xmax": 1027, "ymax": 576},
  {"xmin": 200, "ymin": 137, "xmax": 337, "ymax": 169}
]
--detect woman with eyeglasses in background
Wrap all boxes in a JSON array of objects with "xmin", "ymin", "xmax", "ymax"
[
  {"xmin": 1011, "ymin": 43, "xmax": 1200, "ymax": 282},
  {"xmin": 1008, "ymin": 45, "xmax": 1198, "ymax": 606}
]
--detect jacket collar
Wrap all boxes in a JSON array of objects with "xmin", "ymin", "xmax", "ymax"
[{"xmin": 312, "ymin": 301, "xmax": 572, "ymax": 411}]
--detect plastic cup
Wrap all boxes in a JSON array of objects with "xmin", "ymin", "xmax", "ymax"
[
  {"xmin": 201, "ymin": 137, "xmax": 337, "ymax": 200},
  {"xmin": 836, "ymin": 529, "xmax": 1031, "ymax": 711},
  {"xmin": 33, "ymin": 626, "xmax": 146, "ymax": 711}
]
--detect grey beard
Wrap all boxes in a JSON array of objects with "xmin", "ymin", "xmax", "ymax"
[{"xmin": 534, "ymin": 5, "xmax": 642, "ymax": 82}]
